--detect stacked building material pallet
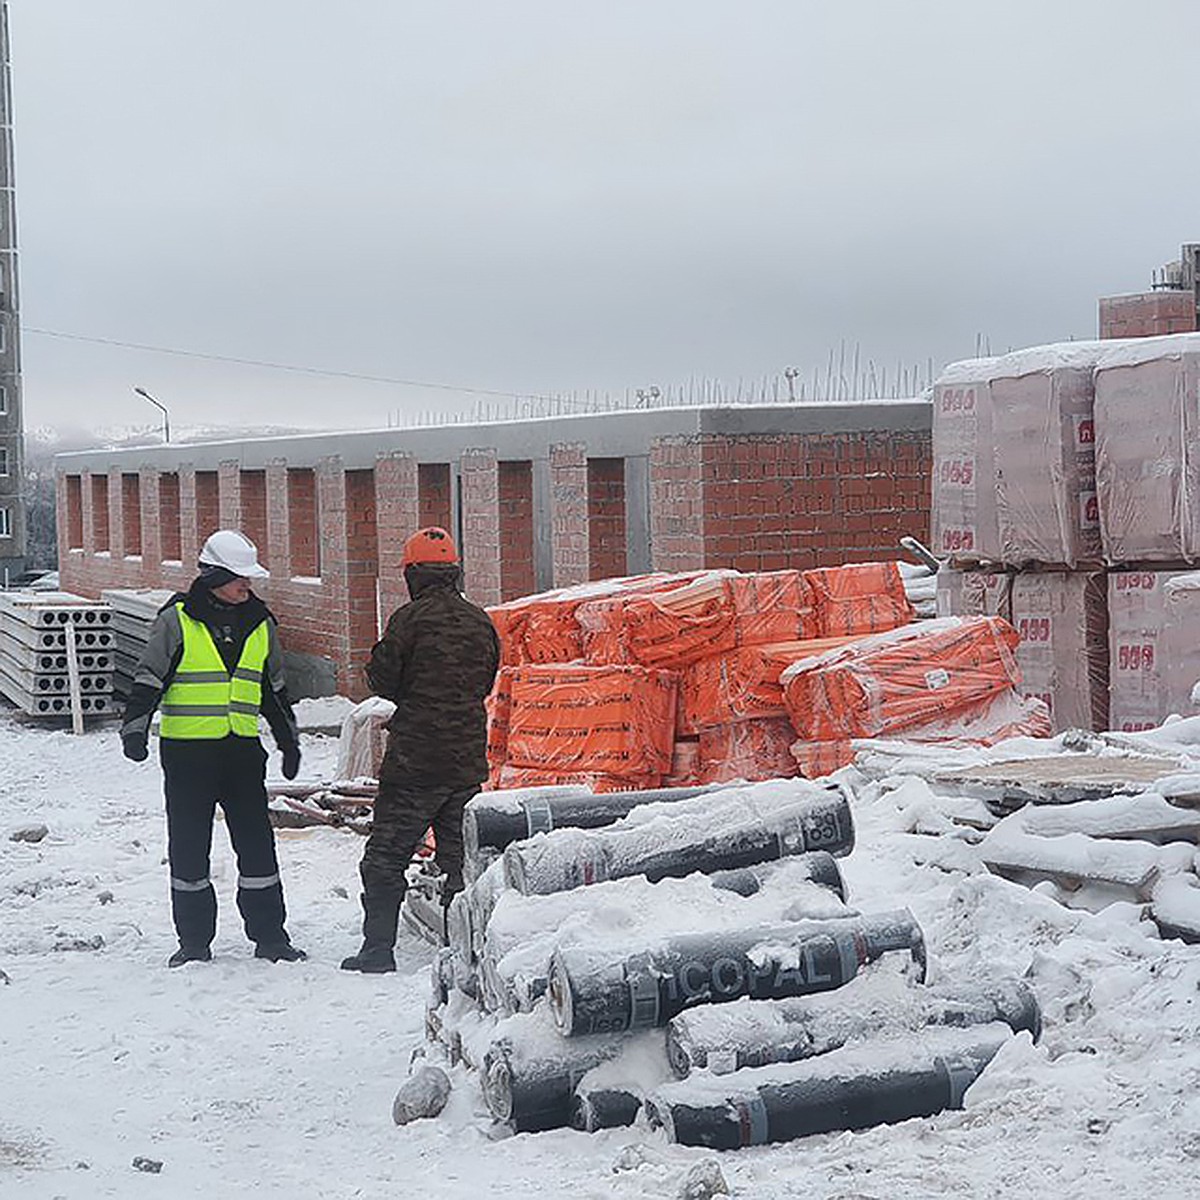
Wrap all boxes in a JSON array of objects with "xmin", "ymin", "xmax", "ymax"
[
  {"xmin": 101, "ymin": 589, "xmax": 174, "ymax": 697},
  {"xmin": 0, "ymin": 591, "xmax": 115, "ymax": 717}
]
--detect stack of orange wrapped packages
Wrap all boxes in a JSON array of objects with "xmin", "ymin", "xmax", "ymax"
[{"xmin": 485, "ymin": 564, "xmax": 1052, "ymax": 791}]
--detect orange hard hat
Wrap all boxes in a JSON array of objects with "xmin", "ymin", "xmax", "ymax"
[{"xmin": 402, "ymin": 526, "xmax": 459, "ymax": 567}]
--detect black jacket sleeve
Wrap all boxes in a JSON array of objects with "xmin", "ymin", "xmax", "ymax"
[
  {"xmin": 260, "ymin": 618, "xmax": 300, "ymax": 753},
  {"xmin": 121, "ymin": 607, "xmax": 184, "ymax": 743}
]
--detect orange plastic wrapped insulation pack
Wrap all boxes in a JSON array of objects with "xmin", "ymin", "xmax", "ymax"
[
  {"xmin": 485, "ymin": 667, "xmax": 516, "ymax": 770},
  {"xmin": 789, "ymin": 688, "xmax": 1052, "ymax": 780},
  {"xmin": 678, "ymin": 636, "xmax": 861, "ymax": 734},
  {"xmin": 623, "ymin": 570, "xmax": 820, "ymax": 671},
  {"xmin": 782, "ymin": 615, "xmax": 1021, "ymax": 741},
  {"xmin": 727, "ymin": 571, "xmax": 819, "ymax": 645},
  {"xmin": 622, "ymin": 572, "xmax": 740, "ymax": 669},
  {"xmin": 505, "ymin": 664, "xmax": 679, "ymax": 780},
  {"xmin": 488, "ymin": 572, "xmax": 707, "ymax": 666},
  {"xmin": 488, "ymin": 606, "xmax": 530, "ymax": 668},
  {"xmin": 696, "ymin": 718, "xmax": 800, "ymax": 785},
  {"xmin": 805, "ymin": 561, "xmax": 914, "ymax": 638},
  {"xmin": 490, "ymin": 763, "xmax": 662, "ymax": 793}
]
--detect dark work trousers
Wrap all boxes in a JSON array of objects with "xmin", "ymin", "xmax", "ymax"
[
  {"xmin": 161, "ymin": 736, "xmax": 287, "ymax": 950},
  {"xmin": 358, "ymin": 765, "xmax": 478, "ymax": 949}
]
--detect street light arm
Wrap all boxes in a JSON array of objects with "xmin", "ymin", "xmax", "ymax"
[{"xmin": 133, "ymin": 386, "xmax": 171, "ymax": 444}]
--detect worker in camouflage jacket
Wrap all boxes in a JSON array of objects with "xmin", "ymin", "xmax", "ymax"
[
  {"xmin": 341, "ymin": 526, "xmax": 500, "ymax": 974},
  {"xmin": 121, "ymin": 530, "xmax": 306, "ymax": 968}
]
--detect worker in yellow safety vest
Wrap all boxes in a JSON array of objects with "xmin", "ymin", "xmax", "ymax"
[{"xmin": 121, "ymin": 530, "xmax": 306, "ymax": 967}]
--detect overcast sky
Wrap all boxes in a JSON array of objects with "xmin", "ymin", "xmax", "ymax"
[{"xmin": 11, "ymin": 1, "xmax": 1200, "ymax": 435}]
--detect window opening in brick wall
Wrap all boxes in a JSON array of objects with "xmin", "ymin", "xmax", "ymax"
[
  {"xmin": 418, "ymin": 462, "xmax": 452, "ymax": 531},
  {"xmin": 498, "ymin": 460, "xmax": 535, "ymax": 600},
  {"xmin": 194, "ymin": 471, "xmax": 219, "ymax": 548},
  {"xmin": 65, "ymin": 475, "xmax": 83, "ymax": 549},
  {"xmin": 287, "ymin": 467, "xmax": 320, "ymax": 577},
  {"xmin": 159, "ymin": 472, "xmax": 181, "ymax": 561},
  {"xmin": 345, "ymin": 468, "xmax": 379, "ymax": 658},
  {"xmin": 239, "ymin": 470, "xmax": 269, "ymax": 567},
  {"xmin": 122, "ymin": 473, "xmax": 142, "ymax": 557},
  {"xmin": 0, "ymin": 444, "xmax": 8, "ymax": 476},
  {"xmin": 587, "ymin": 457, "xmax": 628, "ymax": 581},
  {"xmin": 0, "ymin": 506, "xmax": 10, "ymax": 539},
  {"xmin": 91, "ymin": 474, "xmax": 110, "ymax": 551},
  {"xmin": 0, "ymin": 386, "xmax": 7, "ymax": 415}
]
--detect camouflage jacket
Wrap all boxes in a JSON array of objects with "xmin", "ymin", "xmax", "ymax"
[{"xmin": 366, "ymin": 568, "xmax": 500, "ymax": 790}]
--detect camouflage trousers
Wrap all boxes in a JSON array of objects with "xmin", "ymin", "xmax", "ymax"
[{"xmin": 356, "ymin": 756, "xmax": 478, "ymax": 947}]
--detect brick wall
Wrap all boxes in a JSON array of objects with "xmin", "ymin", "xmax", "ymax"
[
  {"xmin": 460, "ymin": 449, "xmax": 502, "ymax": 607},
  {"xmin": 699, "ymin": 431, "xmax": 930, "ymax": 569},
  {"xmin": 376, "ymin": 452, "xmax": 419, "ymax": 621},
  {"xmin": 1099, "ymin": 291, "xmax": 1197, "ymax": 339},
  {"xmin": 498, "ymin": 460, "xmax": 535, "ymax": 601},
  {"xmin": 550, "ymin": 442, "xmax": 588, "ymax": 586},
  {"xmin": 587, "ymin": 457, "xmax": 627, "ymax": 580},
  {"xmin": 649, "ymin": 437, "xmax": 705, "ymax": 573},
  {"xmin": 57, "ymin": 416, "xmax": 932, "ymax": 700}
]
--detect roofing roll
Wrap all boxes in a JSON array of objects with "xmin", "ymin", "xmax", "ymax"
[
  {"xmin": 503, "ymin": 784, "xmax": 854, "ymax": 897},
  {"xmin": 707, "ymin": 851, "xmax": 846, "ymax": 901},
  {"xmin": 665, "ymin": 975, "xmax": 1040, "ymax": 1078},
  {"xmin": 647, "ymin": 1024, "xmax": 1011, "ymax": 1148},
  {"xmin": 547, "ymin": 909, "xmax": 925, "ymax": 1038}
]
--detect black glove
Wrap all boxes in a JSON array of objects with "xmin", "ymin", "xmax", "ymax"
[
  {"xmin": 122, "ymin": 735, "xmax": 149, "ymax": 763},
  {"xmin": 281, "ymin": 745, "xmax": 301, "ymax": 781}
]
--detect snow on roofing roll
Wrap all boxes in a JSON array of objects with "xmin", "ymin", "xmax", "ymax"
[{"xmin": 664, "ymin": 973, "xmax": 1040, "ymax": 1078}]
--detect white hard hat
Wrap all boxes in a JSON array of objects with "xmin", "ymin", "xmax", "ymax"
[{"xmin": 198, "ymin": 530, "xmax": 270, "ymax": 579}]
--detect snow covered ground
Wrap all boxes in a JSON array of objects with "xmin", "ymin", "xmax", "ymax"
[{"xmin": 4, "ymin": 712, "xmax": 1200, "ymax": 1198}]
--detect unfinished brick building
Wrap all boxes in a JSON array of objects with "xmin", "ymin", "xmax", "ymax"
[{"xmin": 55, "ymin": 403, "xmax": 931, "ymax": 697}]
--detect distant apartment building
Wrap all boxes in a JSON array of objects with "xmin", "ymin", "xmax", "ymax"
[{"xmin": 0, "ymin": 0, "xmax": 24, "ymax": 580}]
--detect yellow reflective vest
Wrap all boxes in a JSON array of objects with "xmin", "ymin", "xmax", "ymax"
[{"xmin": 160, "ymin": 603, "xmax": 269, "ymax": 740}]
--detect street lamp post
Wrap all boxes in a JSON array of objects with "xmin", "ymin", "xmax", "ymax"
[{"xmin": 133, "ymin": 387, "xmax": 171, "ymax": 444}]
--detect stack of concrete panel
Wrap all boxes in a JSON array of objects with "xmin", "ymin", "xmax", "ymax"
[
  {"xmin": 0, "ymin": 591, "xmax": 115, "ymax": 717},
  {"xmin": 102, "ymin": 589, "xmax": 174, "ymax": 697}
]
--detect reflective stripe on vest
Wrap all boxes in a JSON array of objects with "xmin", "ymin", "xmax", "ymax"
[{"xmin": 160, "ymin": 603, "xmax": 269, "ymax": 740}]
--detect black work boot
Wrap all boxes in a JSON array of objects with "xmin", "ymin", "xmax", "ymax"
[
  {"xmin": 341, "ymin": 889, "xmax": 399, "ymax": 973},
  {"xmin": 254, "ymin": 941, "xmax": 308, "ymax": 962},
  {"xmin": 340, "ymin": 943, "xmax": 397, "ymax": 973},
  {"xmin": 168, "ymin": 944, "xmax": 212, "ymax": 968}
]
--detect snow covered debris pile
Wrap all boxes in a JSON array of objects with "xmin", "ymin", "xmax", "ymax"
[{"xmin": 423, "ymin": 775, "xmax": 1038, "ymax": 1144}]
